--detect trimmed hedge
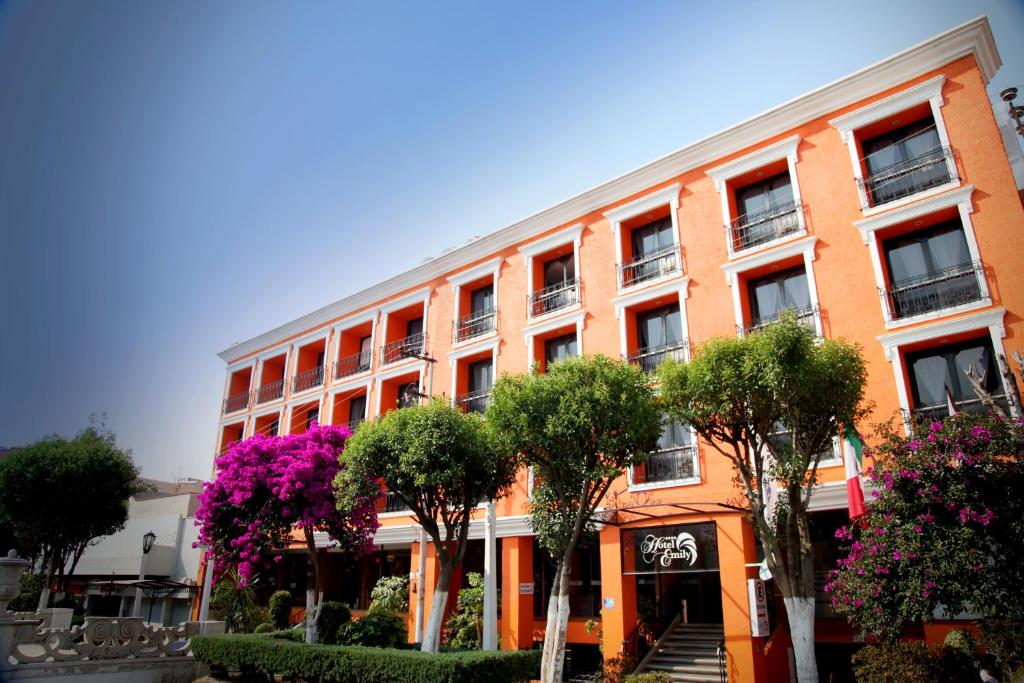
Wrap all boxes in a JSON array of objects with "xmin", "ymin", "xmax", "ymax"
[{"xmin": 191, "ymin": 634, "xmax": 541, "ymax": 683}]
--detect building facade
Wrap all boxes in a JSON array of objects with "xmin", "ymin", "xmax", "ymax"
[{"xmin": 212, "ymin": 17, "xmax": 1023, "ymax": 681}]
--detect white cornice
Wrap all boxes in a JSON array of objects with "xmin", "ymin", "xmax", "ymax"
[
  {"xmin": 829, "ymin": 75, "xmax": 947, "ymax": 141},
  {"xmin": 705, "ymin": 136, "xmax": 801, "ymax": 190},
  {"xmin": 219, "ymin": 17, "xmax": 1000, "ymax": 365},
  {"xmin": 853, "ymin": 184, "xmax": 974, "ymax": 240},
  {"xmin": 613, "ymin": 278, "xmax": 690, "ymax": 311},
  {"xmin": 446, "ymin": 257, "xmax": 503, "ymax": 286},
  {"xmin": 225, "ymin": 358, "xmax": 257, "ymax": 373},
  {"xmin": 518, "ymin": 223, "xmax": 584, "ymax": 257},
  {"xmin": 331, "ymin": 309, "xmax": 377, "ymax": 334},
  {"xmin": 603, "ymin": 183, "xmax": 681, "ymax": 224},
  {"xmin": 286, "ymin": 394, "xmax": 323, "ymax": 409},
  {"xmin": 380, "ymin": 287, "xmax": 432, "ymax": 315},
  {"xmin": 448, "ymin": 338, "xmax": 500, "ymax": 361},
  {"xmin": 291, "ymin": 329, "xmax": 330, "ymax": 350},
  {"xmin": 876, "ymin": 306, "xmax": 1006, "ymax": 359},
  {"xmin": 374, "ymin": 361, "xmax": 427, "ymax": 383},
  {"xmin": 522, "ymin": 309, "xmax": 586, "ymax": 340},
  {"xmin": 328, "ymin": 378, "xmax": 372, "ymax": 397},
  {"xmin": 251, "ymin": 405, "xmax": 283, "ymax": 420},
  {"xmin": 720, "ymin": 236, "xmax": 818, "ymax": 282}
]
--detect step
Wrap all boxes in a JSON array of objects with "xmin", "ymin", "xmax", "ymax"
[
  {"xmin": 650, "ymin": 652, "xmax": 722, "ymax": 665},
  {"xmin": 648, "ymin": 661, "xmax": 723, "ymax": 673},
  {"xmin": 643, "ymin": 672, "xmax": 723, "ymax": 683}
]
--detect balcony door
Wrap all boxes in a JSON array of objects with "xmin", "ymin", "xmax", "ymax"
[
  {"xmin": 631, "ymin": 218, "xmax": 674, "ymax": 259},
  {"xmin": 637, "ymin": 304, "xmax": 682, "ymax": 351},
  {"xmin": 348, "ymin": 395, "xmax": 367, "ymax": 427},
  {"xmin": 544, "ymin": 333, "xmax": 577, "ymax": 369},
  {"xmin": 471, "ymin": 284, "xmax": 494, "ymax": 315},
  {"xmin": 906, "ymin": 338, "xmax": 1003, "ymax": 417},
  {"xmin": 468, "ymin": 358, "xmax": 493, "ymax": 394},
  {"xmin": 883, "ymin": 221, "xmax": 978, "ymax": 318},
  {"xmin": 862, "ymin": 118, "xmax": 948, "ymax": 204},
  {"xmin": 747, "ymin": 266, "xmax": 810, "ymax": 327},
  {"xmin": 406, "ymin": 317, "xmax": 424, "ymax": 339},
  {"xmin": 358, "ymin": 335, "xmax": 373, "ymax": 370}
]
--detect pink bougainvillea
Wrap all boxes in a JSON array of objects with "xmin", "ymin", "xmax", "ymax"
[{"xmin": 195, "ymin": 423, "xmax": 378, "ymax": 585}]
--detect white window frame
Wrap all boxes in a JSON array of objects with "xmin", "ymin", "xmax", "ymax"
[
  {"xmin": 283, "ymin": 395, "xmax": 325, "ymax": 436},
  {"xmin": 447, "ymin": 257, "xmax": 502, "ymax": 348},
  {"xmin": 852, "ymin": 184, "xmax": 990, "ymax": 328},
  {"xmin": 379, "ymin": 287, "xmax": 432, "ymax": 368},
  {"xmin": 374, "ymin": 361, "xmax": 429, "ymax": 416},
  {"xmin": 603, "ymin": 184, "xmax": 683, "ymax": 292},
  {"xmin": 522, "ymin": 310, "xmax": 585, "ymax": 373},
  {"xmin": 720, "ymin": 235, "xmax": 823, "ymax": 338},
  {"xmin": 518, "ymin": 223, "xmax": 584, "ymax": 322},
  {"xmin": 325, "ymin": 379, "xmax": 373, "ymax": 426},
  {"xmin": 252, "ymin": 344, "xmax": 291, "ymax": 407},
  {"xmin": 288, "ymin": 329, "xmax": 331, "ymax": 401},
  {"xmin": 613, "ymin": 278, "xmax": 691, "ymax": 365},
  {"xmin": 221, "ymin": 359, "xmax": 257, "ymax": 415},
  {"xmin": 627, "ymin": 439, "xmax": 702, "ymax": 492},
  {"xmin": 829, "ymin": 75, "xmax": 959, "ymax": 215},
  {"xmin": 706, "ymin": 135, "xmax": 806, "ymax": 259},
  {"xmin": 330, "ymin": 309, "xmax": 378, "ymax": 384},
  {"xmin": 247, "ymin": 406, "xmax": 283, "ymax": 438},
  {"xmin": 448, "ymin": 338, "xmax": 500, "ymax": 406},
  {"xmin": 876, "ymin": 306, "xmax": 1014, "ymax": 431}
]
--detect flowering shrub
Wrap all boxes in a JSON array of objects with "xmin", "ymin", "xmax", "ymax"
[
  {"xmin": 826, "ymin": 413, "xmax": 1024, "ymax": 639},
  {"xmin": 195, "ymin": 424, "xmax": 379, "ymax": 585}
]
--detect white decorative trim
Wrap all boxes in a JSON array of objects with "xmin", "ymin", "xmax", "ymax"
[
  {"xmin": 251, "ymin": 405, "xmax": 283, "ymax": 420},
  {"xmin": 448, "ymin": 338, "xmax": 500, "ymax": 361},
  {"xmin": 853, "ymin": 184, "xmax": 974, "ymax": 238},
  {"xmin": 328, "ymin": 379, "xmax": 372, "ymax": 397},
  {"xmin": 829, "ymin": 76, "xmax": 947, "ymax": 140},
  {"xmin": 522, "ymin": 310, "xmax": 586, "ymax": 341},
  {"xmin": 283, "ymin": 395, "xmax": 324, "ymax": 436},
  {"xmin": 876, "ymin": 306, "xmax": 1005, "ymax": 359},
  {"xmin": 447, "ymin": 257, "xmax": 503, "ymax": 286},
  {"xmin": 285, "ymin": 394, "xmax": 323, "ymax": 409},
  {"xmin": 375, "ymin": 361, "xmax": 428, "ymax": 383},
  {"xmin": 451, "ymin": 329, "xmax": 498, "ymax": 350},
  {"xmin": 380, "ymin": 287, "xmax": 432, "ymax": 315},
  {"xmin": 859, "ymin": 180, "xmax": 962, "ymax": 218},
  {"xmin": 225, "ymin": 358, "xmax": 257, "ymax": 373},
  {"xmin": 257, "ymin": 345, "xmax": 290, "ymax": 362},
  {"xmin": 518, "ymin": 223, "xmax": 584, "ymax": 257},
  {"xmin": 720, "ymin": 236, "xmax": 818, "ymax": 281},
  {"xmin": 705, "ymin": 135, "xmax": 801, "ymax": 190},
  {"xmin": 603, "ymin": 184, "xmax": 681, "ymax": 223},
  {"xmin": 221, "ymin": 18, "xmax": 1000, "ymax": 364},
  {"xmin": 331, "ymin": 309, "xmax": 377, "ymax": 334},
  {"xmin": 613, "ymin": 278, "xmax": 690, "ymax": 310},
  {"xmin": 291, "ymin": 329, "xmax": 330, "ymax": 350},
  {"xmin": 807, "ymin": 481, "xmax": 849, "ymax": 512}
]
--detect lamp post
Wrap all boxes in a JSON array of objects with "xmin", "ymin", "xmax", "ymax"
[
  {"xmin": 1000, "ymin": 87, "xmax": 1024, "ymax": 139},
  {"xmin": 131, "ymin": 531, "xmax": 156, "ymax": 619}
]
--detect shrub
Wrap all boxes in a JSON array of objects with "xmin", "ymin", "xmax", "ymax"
[
  {"xmin": 624, "ymin": 673, "xmax": 673, "ymax": 683},
  {"xmin": 210, "ymin": 569, "xmax": 261, "ymax": 633},
  {"xmin": 9, "ymin": 572, "xmax": 43, "ymax": 612},
  {"xmin": 253, "ymin": 622, "xmax": 275, "ymax": 634},
  {"xmin": 369, "ymin": 575, "xmax": 409, "ymax": 614},
  {"xmin": 980, "ymin": 618, "xmax": 1024, "ymax": 676},
  {"xmin": 254, "ymin": 628, "xmax": 303, "ymax": 642},
  {"xmin": 190, "ymin": 634, "xmax": 541, "ymax": 683},
  {"xmin": 337, "ymin": 611, "xmax": 407, "ymax": 648},
  {"xmin": 445, "ymin": 572, "xmax": 483, "ymax": 649},
  {"xmin": 318, "ymin": 601, "xmax": 352, "ymax": 645},
  {"xmin": 269, "ymin": 590, "xmax": 293, "ymax": 630},
  {"xmin": 851, "ymin": 641, "xmax": 977, "ymax": 683}
]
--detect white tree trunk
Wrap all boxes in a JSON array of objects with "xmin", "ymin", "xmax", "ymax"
[
  {"xmin": 541, "ymin": 562, "xmax": 572, "ymax": 683},
  {"xmin": 539, "ymin": 568, "xmax": 561, "ymax": 682},
  {"xmin": 782, "ymin": 596, "xmax": 818, "ymax": 683},
  {"xmin": 304, "ymin": 588, "xmax": 317, "ymax": 645},
  {"xmin": 421, "ymin": 579, "xmax": 449, "ymax": 653},
  {"xmin": 36, "ymin": 586, "xmax": 50, "ymax": 613}
]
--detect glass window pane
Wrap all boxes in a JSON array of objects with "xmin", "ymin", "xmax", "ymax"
[
  {"xmin": 406, "ymin": 317, "xmax": 423, "ymax": 337},
  {"xmin": 952, "ymin": 345, "xmax": 989, "ymax": 400},
  {"xmin": 909, "ymin": 354, "xmax": 953, "ymax": 406},
  {"xmin": 768, "ymin": 174, "xmax": 794, "ymax": 206},
  {"xmin": 469, "ymin": 359, "xmax": 493, "ymax": 392},
  {"xmin": 782, "ymin": 271, "xmax": 810, "ymax": 309},
  {"xmin": 737, "ymin": 183, "xmax": 769, "ymax": 217},
  {"xmin": 886, "ymin": 240, "xmax": 929, "ymax": 282},
  {"xmin": 471, "ymin": 285, "xmax": 494, "ymax": 313},
  {"xmin": 926, "ymin": 226, "xmax": 971, "ymax": 271},
  {"xmin": 751, "ymin": 280, "xmax": 782, "ymax": 320}
]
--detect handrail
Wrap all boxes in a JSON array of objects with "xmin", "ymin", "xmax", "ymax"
[
  {"xmin": 334, "ymin": 350, "xmax": 372, "ymax": 378},
  {"xmin": 632, "ymin": 445, "xmax": 698, "ymax": 485},
  {"xmin": 454, "ymin": 307, "xmax": 497, "ymax": 342},
  {"xmin": 455, "ymin": 388, "xmax": 491, "ymax": 413},
  {"xmin": 256, "ymin": 379, "xmax": 284, "ymax": 404},
  {"xmin": 727, "ymin": 200, "xmax": 802, "ymax": 252},
  {"xmin": 292, "ymin": 365, "xmax": 325, "ymax": 393},
  {"xmin": 621, "ymin": 578, "xmax": 688, "ymax": 662},
  {"xmin": 859, "ymin": 137, "xmax": 955, "ymax": 206},
  {"xmin": 381, "ymin": 332, "xmax": 427, "ymax": 365},
  {"xmin": 618, "ymin": 243, "xmax": 682, "ymax": 288},
  {"xmin": 882, "ymin": 260, "xmax": 983, "ymax": 319},
  {"xmin": 528, "ymin": 279, "xmax": 580, "ymax": 317},
  {"xmin": 223, "ymin": 391, "xmax": 251, "ymax": 414},
  {"xmin": 625, "ymin": 339, "xmax": 689, "ymax": 374},
  {"xmin": 741, "ymin": 303, "xmax": 819, "ymax": 336}
]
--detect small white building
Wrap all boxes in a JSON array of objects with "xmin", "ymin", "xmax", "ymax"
[{"xmin": 68, "ymin": 478, "xmax": 203, "ymax": 625}]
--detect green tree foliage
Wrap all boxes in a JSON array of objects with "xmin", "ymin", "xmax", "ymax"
[
  {"xmin": 369, "ymin": 575, "xmax": 409, "ymax": 615},
  {"xmin": 337, "ymin": 611, "xmax": 409, "ymax": 648},
  {"xmin": 338, "ymin": 399, "xmax": 518, "ymax": 653},
  {"xmin": 487, "ymin": 355, "xmax": 660, "ymax": 683},
  {"xmin": 317, "ymin": 601, "xmax": 352, "ymax": 645},
  {"xmin": 445, "ymin": 572, "xmax": 484, "ymax": 649},
  {"xmin": 268, "ymin": 590, "xmax": 293, "ymax": 630},
  {"xmin": 0, "ymin": 421, "xmax": 142, "ymax": 609},
  {"xmin": 658, "ymin": 316, "xmax": 867, "ymax": 683},
  {"xmin": 211, "ymin": 569, "xmax": 261, "ymax": 633},
  {"xmin": 827, "ymin": 413, "xmax": 1024, "ymax": 640}
]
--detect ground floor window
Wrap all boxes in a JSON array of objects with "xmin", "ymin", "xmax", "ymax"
[{"xmin": 532, "ymin": 538, "xmax": 601, "ymax": 618}]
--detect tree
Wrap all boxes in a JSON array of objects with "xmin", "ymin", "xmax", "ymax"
[
  {"xmin": 826, "ymin": 413, "xmax": 1024, "ymax": 640},
  {"xmin": 445, "ymin": 571, "xmax": 485, "ymax": 649},
  {"xmin": 0, "ymin": 423, "xmax": 142, "ymax": 610},
  {"xmin": 195, "ymin": 423, "xmax": 378, "ymax": 644},
  {"xmin": 658, "ymin": 316, "xmax": 867, "ymax": 683},
  {"xmin": 338, "ymin": 399, "xmax": 518, "ymax": 653},
  {"xmin": 487, "ymin": 355, "xmax": 661, "ymax": 683}
]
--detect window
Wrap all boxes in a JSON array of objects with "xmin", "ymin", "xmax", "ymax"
[
  {"xmin": 882, "ymin": 221, "xmax": 981, "ymax": 319},
  {"xmin": 862, "ymin": 118, "xmax": 951, "ymax": 206},
  {"xmin": 631, "ymin": 217, "xmax": 674, "ymax": 259},
  {"xmin": 732, "ymin": 172, "xmax": 801, "ymax": 251},
  {"xmin": 632, "ymin": 418, "xmax": 697, "ymax": 485},
  {"xmin": 544, "ymin": 255, "xmax": 575, "ymax": 287},
  {"xmin": 621, "ymin": 217, "xmax": 679, "ymax": 287},
  {"xmin": 630, "ymin": 304, "xmax": 686, "ymax": 373},
  {"xmin": 459, "ymin": 359, "xmax": 494, "ymax": 414},
  {"xmin": 397, "ymin": 381, "xmax": 420, "ymax": 409},
  {"xmin": 544, "ymin": 333, "xmax": 577, "ymax": 368},
  {"xmin": 348, "ymin": 396, "xmax": 367, "ymax": 427},
  {"xmin": 358, "ymin": 335, "xmax": 373, "ymax": 371},
  {"xmin": 456, "ymin": 285, "xmax": 497, "ymax": 342},
  {"xmin": 747, "ymin": 266, "xmax": 812, "ymax": 329},
  {"xmin": 406, "ymin": 317, "xmax": 424, "ymax": 338},
  {"xmin": 306, "ymin": 407, "xmax": 319, "ymax": 429},
  {"xmin": 530, "ymin": 255, "xmax": 578, "ymax": 316},
  {"xmin": 767, "ymin": 420, "xmax": 839, "ymax": 466},
  {"xmin": 906, "ymin": 338, "xmax": 1005, "ymax": 421},
  {"xmin": 471, "ymin": 285, "xmax": 494, "ymax": 314},
  {"xmin": 268, "ymin": 419, "xmax": 279, "ymax": 437}
]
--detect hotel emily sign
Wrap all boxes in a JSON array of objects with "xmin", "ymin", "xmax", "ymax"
[{"xmin": 623, "ymin": 522, "xmax": 719, "ymax": 574}]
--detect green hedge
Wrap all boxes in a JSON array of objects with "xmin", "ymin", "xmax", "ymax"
[{"xmin": 191, "ymin": 634, "xmax": 541, "ymax": 683}]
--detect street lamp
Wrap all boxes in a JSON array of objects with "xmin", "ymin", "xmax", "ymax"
[
  {"xmin": 131, "ymin": 531, "xmax": 156, "ymax": 619},
  {"xmin": 1000, "ymin": 87, "xmax": 1024, "ymax": 138}
]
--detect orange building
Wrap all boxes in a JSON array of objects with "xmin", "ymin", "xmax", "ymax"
[{"xmin": 212, "ymin": 17, "xmax": 1023, "ymax": 682}]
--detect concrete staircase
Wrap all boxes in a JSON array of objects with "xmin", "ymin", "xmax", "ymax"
[{"xmin": 637, "ymin": 622, "xmax": 726, "ymax": 683}]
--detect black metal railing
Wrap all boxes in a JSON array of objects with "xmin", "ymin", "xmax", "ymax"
[
  {"xmin": 376, "ymin": 490, "xmax": 410, "ymax": 514},
  {"xmin": 381, "ymin": 333, "xmax": 426, "ymax": 365},
  {"xmin": 292, "ymin": 365, "xmax": 325, "ymax": 393},
  {"xmin": 859, "ymin": 140, "xmax": 955, "ymax": 207},
  {"xmin": 528, "ymin": 279, "xmax": 580, "ymax": 317},
  {"xmin": 908, "ymin": 395, "xmax": 1009, "ymax": 425},
  {"xmin": 622, "ymin": 578, "xmax": 688, "ymax": 661},
  {"xmin": 334, "ymin": 350, "xmax": 372, "ymax": 379},
  {"xmin": 728, "ymin": 200, "xmax": 802, "ymax": 253},
  {"xmin": 625, "ymin": 339, "xmax": 688, "ymax": 374},
  {"xmin": 632, "ymin": 445, "xmax": 698, "ymax": 485},
  {"xmin": 619, "ymin": 243, "xmax": 681, "ymax": 288},
  {"xmin": 223, "ymin": 391, "xmax": 251, "ymax": 414},
  {"xmin": 455, "ymin": 388, "xmax": 491, "ymax": 414},
  {"xmin": 454, "ymin": 308, "xmax": 497, "ymax": 342},
  {"xmin": 741, "ymin": 304, "xmax": 819, "ymax": 336},
  {"xmin": 256, "ymin": 379, "xmax": 284, "ymax": 404},
  {"xmin": 883, "ymin": 261, "xmax": 983, "ymax": 320}
]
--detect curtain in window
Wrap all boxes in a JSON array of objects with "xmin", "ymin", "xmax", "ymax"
[
  {"xmin": 545, "ymin": 333, "xmax": 577, "ymax": 366},
  {"xmin": 637, "ymin": 304, "xmax": 682, "ymax": 349},
  {"xmin": 657, "ymin": 419, "xmax": 692, "ymax": 449},
  {"xmin": 471, "ymin": 285, "xmax": 494, "ymax": 314},
  {"xmin": 748, "ymin": 267, "xmax": 809, "ymax": 323},
  {"xmin": 468, "ymin": 359, "xmax": 493, "ymax": 392},
  {"xmin": 907, "ymin": 339, "xmax": 998, "ymax": 408},
  {"xmin": 630, "ymin": 217, "xmax": 674, "ymax": 258}
]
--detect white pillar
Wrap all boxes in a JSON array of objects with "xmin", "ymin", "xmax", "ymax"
[
  {"xmin": 415, "ymin": 528, "xmax": 427, "ymax": 644},
  {"xmin": 198, "ymin": 548, "xmax": 214, "ymax": 622},
  {"xmin": 132, "ymin": 554, "xmax": 145, "ymax": 618},
  {"xmin": 482, "ymin": 501, "xmax": 498, "ymax": 651}
]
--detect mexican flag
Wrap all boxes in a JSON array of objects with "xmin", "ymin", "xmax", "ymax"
[{"xmin": 843, "ymin": 428, "xmax": 866, "ymax": 520}]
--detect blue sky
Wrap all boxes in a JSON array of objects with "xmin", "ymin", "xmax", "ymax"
[{"xmin": 1, "ymin": 0, "xmax": 1021, "ymax": 481}]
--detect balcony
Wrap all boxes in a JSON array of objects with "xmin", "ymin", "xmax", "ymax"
[
  {"xmin": 223, "ymin": 391, "xmax": 251, "ymax": 415},
  {"xmin": 859, "ymin": 142, "xmax": 955, "ymax": 207},
  {"xmin": 256, "ymin": 379, "xmax": 284, "ymax": 404},
  {"xmin": 529, "ymin": 279, "xmax": 580, "ymax": 318},
  {"xmin": 633, "ymin": 445, "xmax": 698, "ymax": 485},
  {"xmin": 454, "ymin": 308, "xmax": 497, "ymax": 343},
  {"xmin": 334, "ymin": 350, "xmax": 372, "ymax": 379},
  {"xmin": 376, "ymin": 490, "xmax": 410, "ymax": 514},
  {"xmin": 728, "ymin": 200, "xmax": 803, "ymax": 253},
  {"xmin": 381, "ymin": 333, "xmax": 426, "ymax": 365},
  {"xmin": 618, "ymin": 243, "xmax": 681, "ymax": 288},
  {"xmin": 883, "ymin": 261, "xmax": 983, "ymax": 320},
  {"xmin": 455, "ymin": 389, "xmax": 491, "ymax": 414},
  {"xmin": 292, "ymin": 366, "xmax": 325, "ymax": 394},
  {"xmin": 909, "ymin": 395, "xmax": 1008, "ymax": 425},
  {"xmin": 625, "ymin": 339, "xmax": 688, "ymax": 374},
  {"xmin": 741, "ymin": 304, "xmax": 819, "ymax": 336}
]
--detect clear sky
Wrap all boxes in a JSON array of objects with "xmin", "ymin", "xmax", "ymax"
[{"xmin": 1, "ymin": 0, "xmax": 1021, "ymax": 481}]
